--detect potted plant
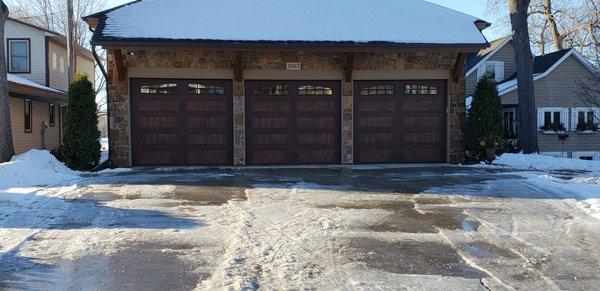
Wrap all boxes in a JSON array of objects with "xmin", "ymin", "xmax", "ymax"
[
  {"xmin": 540, "ymin": 122, "xmax": 567, "ymax": 134},
  {"xmin": 576, "ymin": 120, "xmax": 599, "ymax": 133}
]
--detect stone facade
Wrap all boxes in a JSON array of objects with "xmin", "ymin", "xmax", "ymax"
[{"xmin": 106, "ymin": 49, "xmax": 466, "ymax": 167}]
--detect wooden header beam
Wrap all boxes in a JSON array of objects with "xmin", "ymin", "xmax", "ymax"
[
  {"xmin": 452, "ymin": 53, "xmax": 468, "ymax": 83},
  {"xmin": 345, "ymin": 52, "xmax": 355, "ymax": 83},
  {"xmin": 112, "ymin": 49, "xmax": 127, "ymax": 82},
  {"xmin": 234, "ymin": 51, "xmax": 243, "ymax": 83}
]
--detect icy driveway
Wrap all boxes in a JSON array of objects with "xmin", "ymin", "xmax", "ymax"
[{"xmin": 1, "ymin": 166, "xmax": 599, "ymax": 290}]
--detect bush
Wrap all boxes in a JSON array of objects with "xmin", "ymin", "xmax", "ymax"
[
  {"xmin": 62, "ymin": 73, "xmax": 101, "ymax": 170},
  {"xmin": 465, "ymin": 74, "xmax": 505, "ymax": 163}
]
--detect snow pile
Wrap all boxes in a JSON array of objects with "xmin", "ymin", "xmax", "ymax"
[
  {"xmin": 0, "ymin": 150, "xmax": 80, "ymax": 189},
  {"xmin": 494, "ymin": 153, "xmax": 600, "ymax": 172}
]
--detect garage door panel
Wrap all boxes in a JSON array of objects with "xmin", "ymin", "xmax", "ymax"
[
  {"xmin": 131, "ymin": 79, "xmax": 233, "ymax": 166},
  {"xmin": 137, "ymin": 100, "xmax": 180, "ymax": 112},
  {"xmin": 186, "ymin": 100, "xmax": 228, "ymax": 112},
  {"xmin": 355, "ymin": 80, "xmax": 447, "ymax": 164},
  {"xmin": 246, "ymin": 80, "xmax": 341, "ymax": 165}
]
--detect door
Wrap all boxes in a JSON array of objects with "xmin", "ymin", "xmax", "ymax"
[
  {"xmin": 130, "ymin": 79, "xmax": 233, "ymax": 166},
  {"xmin": 245, "ymin": 80, "xmax": 341, "ymax": 165},
  {"xmin": 354, "ymin": 80, "xmax": 447, "ymax": 164}
]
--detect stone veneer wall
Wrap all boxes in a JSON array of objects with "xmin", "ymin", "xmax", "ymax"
[{"xmin": 106, "ymin": 50, "xmax": 465, "ymax": 167}]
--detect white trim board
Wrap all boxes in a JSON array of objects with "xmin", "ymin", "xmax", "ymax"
[
  {"xmin": 498, "ymin": 49, "xmax": 600, "ymax": 96},
  {"xmin": 465, "ymin": 36, "xmax": 512, "ymax": 77}
]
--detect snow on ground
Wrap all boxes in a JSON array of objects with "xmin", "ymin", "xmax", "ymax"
[
  {"xmin": 488, "ymin": 153, "xmax": 600, "ymax": 220},
  {"xmin": 100, "ymin": 138, "xmax": 109, "ymax": 163},
  {"xmin": 0, "ymin": 150, "xmax": 80, "ymax": 189},
  {"xmin": 494, "ymin": 153, "xmax": 600, "ymax": 172}
]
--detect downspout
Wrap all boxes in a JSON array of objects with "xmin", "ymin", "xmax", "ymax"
[{"xmin": 89, "ymin": 26, "xmax": 111, "ymax": 165}]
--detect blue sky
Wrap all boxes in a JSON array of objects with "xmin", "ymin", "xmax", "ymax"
[{"xmin": 107, "ymin": 0, "xmax": 498, "ymax": 39}]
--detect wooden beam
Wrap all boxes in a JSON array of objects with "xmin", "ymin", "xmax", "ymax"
[
  {"xmin": 452, "ymin": 53, "xmax": 468, "ymax": 83},
  {"xmin": 112, "ymin": 49, "xmax": 127, "ymax": 82},
  {"xmin": 345, "ymin": 52, "xmax": 355, "ymax": 83},
  {"xmin": 234, "ymin": 51, "xmax": 243, "ymax": 83}
]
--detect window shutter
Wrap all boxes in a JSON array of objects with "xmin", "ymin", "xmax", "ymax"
[
  {"xmin": 537, "ymin": 108, "xmax": 544, "ymax": 131},
  {"xmin": 495, "ymin": 62, "xmax": 505, "ymax": 82},
  {"xmin": 561, "ymin": 108, "xmax": 569, "ymax": 129},
  {"xmin": 570, "ymin": 108, "xmax": 578, "ymax": 131}
]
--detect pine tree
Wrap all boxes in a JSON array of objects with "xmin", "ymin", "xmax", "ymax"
[
  {"xmin": 465, "ymin": 74, "xmax": 505, "ymax": 163},
  {"xmin": 62, "ymin": 73, "xmax": 100, "ymax": 170}
]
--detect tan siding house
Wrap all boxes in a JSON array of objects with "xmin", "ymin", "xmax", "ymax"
[
  {"xmin": 467, "ymin": 37, "xmax": 600, "ymax": 160},
  {"xmin": 4, "ymin": 18, "xmax": 96, "ymax": 155}
]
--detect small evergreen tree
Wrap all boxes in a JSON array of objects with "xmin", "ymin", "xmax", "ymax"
[
  {"xmin": 465, "ymin": 74, "xmax": 505, "ymax": 163},
  {"xmin": 62, "ymin": 73, "xmax": 100, "ymax": 170}
]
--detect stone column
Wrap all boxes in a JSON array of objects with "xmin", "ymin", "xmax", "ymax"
[
  {"xmin": 107, "ymin": 53, "xmax": 131, "ymax": 167},
  {"xmin": 341, "ymin": 82, "xmax": 354, "ymax": 164},
  {"xmin": 448, "ymin": 76, "xmax": 466, "ymax": 164},
  {"xmin": 233, "ymin": 81, "xmax": 245, "ymax": 166}
]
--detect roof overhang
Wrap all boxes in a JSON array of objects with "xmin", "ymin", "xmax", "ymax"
[
  {"xmin": 8, "ymin": 82, "xmax": 68, "ymax": 104},
  {"xmin": 92, "ymin": 39, "xmax": 488, "ymax": 53}
]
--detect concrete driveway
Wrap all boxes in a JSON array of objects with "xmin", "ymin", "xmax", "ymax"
[{"xmin": 1, "ymin": 165, "xmax": 599, "ymax": 290}]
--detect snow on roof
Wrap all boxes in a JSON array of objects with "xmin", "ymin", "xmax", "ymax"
[
  {"xmin": 8, "ymin": 73, "xmax": 64, "ymax": 94},
  {"xmin": 90, "ymin": 0, "xmax": 487, "ymax": 45}
]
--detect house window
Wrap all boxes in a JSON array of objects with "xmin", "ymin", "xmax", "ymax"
[
  {"xmin": 8, "ymin": 39, "xmax": 30, "ymax": 73},
  {"xmin": 24, "ymin": 99, "xmax": 32, "ymax": 133},
  {"xmin": 360, "ymin": 84, "xmax": 394, "ymax": 96},
  {"xmin": 252, "ymin": 85, "xmax": 288, "ymax": 96},
  {"xmin": 404, "ymin": 85, "xmax": 438, "ymax": 95},
  {"xmin": 140, "ymin": 83, "xmax": 178, "ymax": 94},
  {"xmin": 502, "ymin": 108, "xmax": 517, "ymax": 134},
  {"xmin": 188, "ymin": 83, "xmax": 225, "ymax": 95},
  {"xmin": 537, "ymin": 107, "xmax": 568, "ymax": 131},
  {"xmin": 299, "ymin": 85, "xmax": 333, "ymax": 96},
  {"xmin": 49, "ymin": 104, "xmax": 56, "ymax": 127},
  {"xmin": 570, "ymin": 107, "xmax": 599, "ymax": 132},
  {"xmin": 477, "ymin": 61, "xmax": 504, "ymax": 82}
]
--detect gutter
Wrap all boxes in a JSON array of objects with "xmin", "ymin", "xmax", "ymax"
[{"xmin": 90, "ymin": 26, "xmax": 112, "ymax": 166}]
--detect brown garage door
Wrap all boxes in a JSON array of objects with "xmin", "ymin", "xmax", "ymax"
[
  {"xmin": 245, "ymin": 80, "xmax": 341, "ymax": 165},
  {"xmin": 354, "ymin": 80, "xmax": 447, "ymax": 164},
  {"xmin": 130, "ymin": 79, "xmax": 233, "ymax": 166}
]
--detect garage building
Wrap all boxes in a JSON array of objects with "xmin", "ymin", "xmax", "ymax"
[{"xmin": 83, "ymin": 0, "xmax": 490, "ymax": 167}]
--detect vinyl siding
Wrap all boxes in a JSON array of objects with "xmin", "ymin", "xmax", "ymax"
[
  {"xmin": 10, "ymin": 97, "xmax": 61, "ymax": 154},
  {"xmin": 76, "ymin": 55, "xmax": 95, "ymax": 84},
  {"xmin": 466, "ymin": 41, "xmax": 517, "ymax": 97},
  {"xmin": 48, "ymin": 40, "xmax": 69, "ymax": 91},
  {"xmin": 4, "ymin": 20, "xmax": 47, "ymax": 85},
  {"xmin": 538, "ymin": 133, "xmax": 599, "ymax": 153}
]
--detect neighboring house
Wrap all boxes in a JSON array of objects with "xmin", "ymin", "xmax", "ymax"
[
  {"xmin": 466, "ymin": 36, "xmax": 600, "ymax": 160},
  {"xmin": 4, "ymin": 18, "xmax": 95, "ymax": 154},
  {"xmin": 98, "ymin": 111, "xmax": 108, "ymax": 137},
  {"xmin": 83, "ymin": 0, "xmax": 491, "ymax": 167}
]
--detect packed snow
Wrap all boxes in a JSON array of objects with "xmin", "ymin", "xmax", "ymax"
[
  {"xmin": 494, "ymin": 153, "xmax": 600, "ymax": 172},
  {"xmin": 489, "ymin": 153, "xmax": 600, "ymax": 220},
  {"xmin": 8, "ymin": 73, "xmax": 64, "ymax": 93},
  {"xmin": 0, "ymin": 150, "xmax": 80, "ymax": 189},
  {"xmin": 98, "ymin": 0, "xmax": 487, "ymax": 45}
]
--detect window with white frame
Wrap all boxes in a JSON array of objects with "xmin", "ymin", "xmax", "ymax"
[
  {"xmin": 537, "ymin": 107, "xmax": 569, "ymax": 131},
  {"xmin": 540, "ymin": 152, "xmax": 568, "ymax": 158},
  {"xmin": 570, "ymin": 107, "xmax": 600, "ymax": 132},
  {"xmin": 8, "ymin": 39, "xmax": 30, "ymax": 73},
  {"xmin": 572, "ymin": 151, "xmax": 600, "ymax": 161},
  {"xmin": 477, "ymin": 61, "xmax": 504, "ymax": 82}
]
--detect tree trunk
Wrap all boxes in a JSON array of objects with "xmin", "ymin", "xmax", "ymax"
[
  {"xmin": 509, "ymin": 0, "xmax": 539, "ymax": 153},
  {"xmin": 0, "ymin": 0, "xmax": 15, "ymax": 162},
  {"xmin": 543, "ymin": 0, "xmax": 564, "ymax": 51}
]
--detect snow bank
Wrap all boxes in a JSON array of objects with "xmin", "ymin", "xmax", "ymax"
[
  {"xmin": 494, "ymin": 153, "xmax": 600, "ymax": 172},
  {"xmin": 0, "ymin": 150, "xmax": 80, "ymax": 189}
]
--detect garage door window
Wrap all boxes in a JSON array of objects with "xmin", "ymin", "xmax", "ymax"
[
  {"xmin": 298, "ymin": 85, "xmax": 333, "ymax": 96},
  {"xmin": 405, "ymin": 85, "xmax": 438, "ymax": 95},
  {"xmin": 188, "ymin": 83, "xmax": 225, "ymax": 95},
  {"xmin": 253, "ymin": 84, "xmax": 288, "ymax": 96},
  {"xmin": 140, "ymin": 83, "xmax": 178, "ymax": 94},
  {"xmin": 359, "ymin": 84, "xmax": 395, "ymax": 96}
]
